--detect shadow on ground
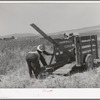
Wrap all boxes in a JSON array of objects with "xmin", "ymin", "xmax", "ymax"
[
  {"xmin": 53, "ymin": 63, "xmax": 100, "ymax": 77},
  {"xmin": 38, "ymin": 63, "xmax": 100, "ymax": 79}
]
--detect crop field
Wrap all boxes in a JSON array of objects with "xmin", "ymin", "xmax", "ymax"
[{"xmin": 0, "ymin": 36, "xmax": 100, "ymax": 88}]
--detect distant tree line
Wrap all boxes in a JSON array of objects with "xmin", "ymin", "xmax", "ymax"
[{"xmin": 0, "ymin": 36, "xmax": 15, "ymax": 41}]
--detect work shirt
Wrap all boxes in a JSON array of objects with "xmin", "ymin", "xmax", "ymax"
[{"xmin": 26, "ymin": 51, "xmax": 40, "ymax": 62}]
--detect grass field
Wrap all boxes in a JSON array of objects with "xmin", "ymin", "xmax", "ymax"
[{"xmin": 0, "ymin": 36, "xmax": 100, "ymax": 88}]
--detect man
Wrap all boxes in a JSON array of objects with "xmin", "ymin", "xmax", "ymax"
[
  {"xmin": 26, "ymin": 44, "xmax": 52, "ymax": 78},
  {"xmin": 26, "ymin": 50, "xmax": 40, "ymax": 78}
]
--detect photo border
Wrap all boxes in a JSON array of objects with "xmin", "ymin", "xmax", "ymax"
[{"xmin": 0, "ymin": 1, "xmax": 100, "ymax": 99}]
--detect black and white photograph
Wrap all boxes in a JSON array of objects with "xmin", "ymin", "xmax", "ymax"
[{"xmin": 0, "ymin": 1, "xmax": 100, "ymax": 89}]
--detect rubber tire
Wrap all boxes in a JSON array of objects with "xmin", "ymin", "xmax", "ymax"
[{"xmin": 85, "ymin": 54, "xmax": 94, "ymax": 70}]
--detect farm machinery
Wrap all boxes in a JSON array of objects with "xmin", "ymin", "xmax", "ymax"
[{"xmin": 30, "ymin": 23, "xmax": 99, "ymax": 79}]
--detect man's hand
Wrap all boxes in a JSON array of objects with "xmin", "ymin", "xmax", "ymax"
[{"xmin": 51, "ymin": 54, "xmax": 53, "ymax": 56}]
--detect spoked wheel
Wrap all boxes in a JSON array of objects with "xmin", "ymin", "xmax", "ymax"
[{"xmin": 85, "ymin": 54, "xmax": 94, "ymax": 70}]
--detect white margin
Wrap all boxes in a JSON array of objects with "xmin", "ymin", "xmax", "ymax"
[
  {"xmin": 0, "ymin": 1, "xmax": 100, "ymax": 3},
  {"xmin": 0, "ymin": 88, "xmax": 100, "ymax": 99}
]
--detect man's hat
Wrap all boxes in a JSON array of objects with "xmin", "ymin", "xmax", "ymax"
[{"xmin": 37, "ymin": 44, "xmax": 45, "ymax": 52}]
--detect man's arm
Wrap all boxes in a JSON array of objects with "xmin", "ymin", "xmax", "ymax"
[{"xmin": 43, "ymin": 51, "xmax": 53, "ymax": 56}]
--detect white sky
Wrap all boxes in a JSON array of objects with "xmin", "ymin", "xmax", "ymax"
[{"xmin": 0, "ymin": 2, "xmax": 100, "ymax": 36}]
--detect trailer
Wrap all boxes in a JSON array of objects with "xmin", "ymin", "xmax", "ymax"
[{"xmin": 30, "ymin": 23, "xmax": 99, "ymax": 79}]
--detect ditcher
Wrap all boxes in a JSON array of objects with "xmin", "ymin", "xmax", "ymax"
[{"xmin": 30, "ymin": 23, "xmax": 99, "ymax": 79}]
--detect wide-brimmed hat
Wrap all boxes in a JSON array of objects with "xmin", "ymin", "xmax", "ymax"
[{"xmin": 37, "ymin": 44, "xmax": 45, "ymax": 52}]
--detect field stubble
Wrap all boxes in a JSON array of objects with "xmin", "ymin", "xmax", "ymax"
[{"xmin": 0, "ymin": 37, "xmax": 100, "ymax": 88}]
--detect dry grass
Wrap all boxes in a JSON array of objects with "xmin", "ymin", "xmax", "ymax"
[
  {"xmin": 0, "ymin": 37, "xmax": 100, "ymax": 88},
  {"xmin": 29, "ymin": 67, "xmax": 100, "ymax": 88}
]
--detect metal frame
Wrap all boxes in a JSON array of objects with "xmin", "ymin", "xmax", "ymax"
[{"xmin": 30, "ymin": 23, "xmax": 99, "ymax": 73}]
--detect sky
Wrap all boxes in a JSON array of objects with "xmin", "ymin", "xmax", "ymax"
[{"xmin": 0, "ymin": 2, "xmax": 100, "ymax": 36}]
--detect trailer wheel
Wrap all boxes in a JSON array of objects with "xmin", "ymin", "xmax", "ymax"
[{"xmin": 85, "ymin": 54, "xmax": 94, "ymax": 70}]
